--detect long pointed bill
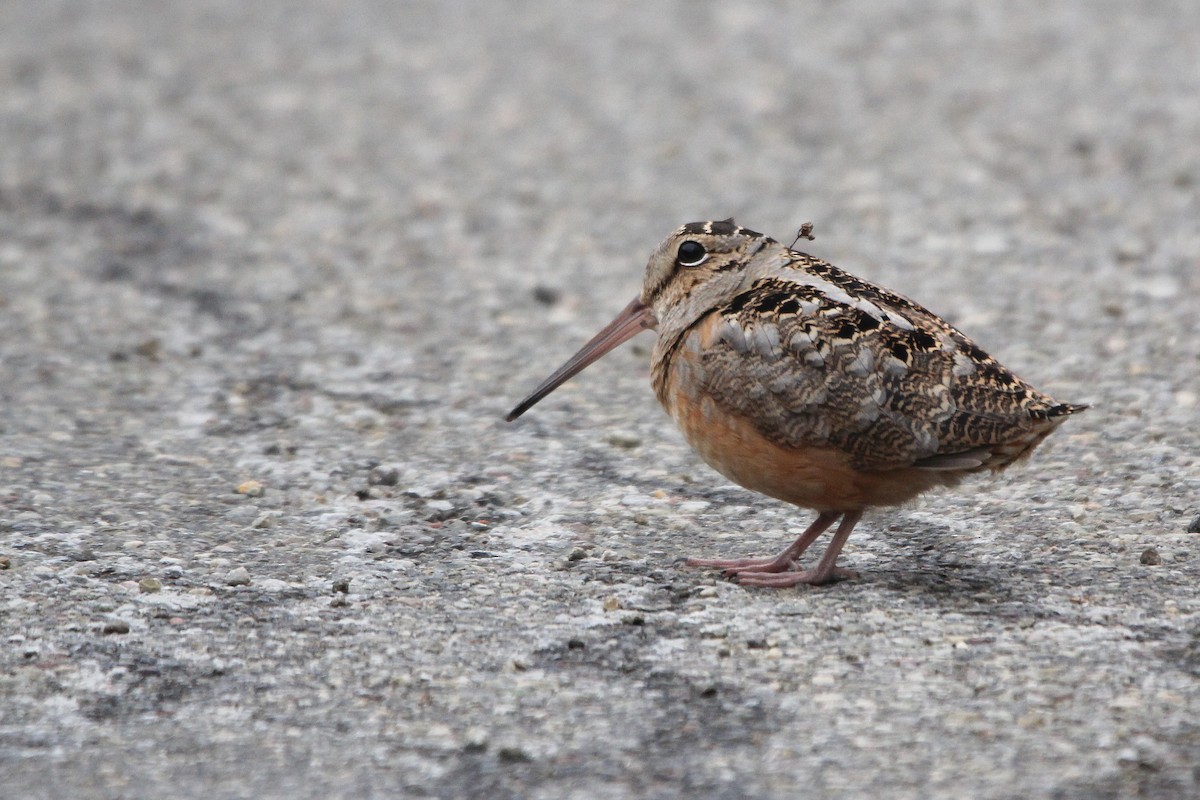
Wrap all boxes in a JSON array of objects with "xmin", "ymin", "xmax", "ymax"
[{"xmin": 506, "ymin": 297, "xmax": 657, "ymax": 421}]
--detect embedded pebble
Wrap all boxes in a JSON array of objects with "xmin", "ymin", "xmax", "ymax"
[
  {"xmin": 496, "ymin": 746, "xmax": 532, "ymax": 763},
  {"xmin": 225, "ymin": 567, "xmax": 252, "ymax": 586},
  {"xmin": 236, "ymin": 480, "xmax": 265, "ymax": 497},
  {"xmin": 368, "ymin": 465, "xmax": 401, "ymax": 486},
  {"xmin": 606, "ymin": 432, "xmax": 642, "ymax": 449},
  {"xmin": 532, "ymin": 285, "xmax": 561, "ymax": 305},
  {"xmin": 463, "ymin": 726, "xmax": 489, "ymax": 751}
]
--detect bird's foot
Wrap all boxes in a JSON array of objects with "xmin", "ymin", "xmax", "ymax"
[
  {"xmin": 734, "ymin": 566, "xmax": 859, "ymax": 588},
  {"xmin": 684, "ymin": 554, "xmax": 796, "ymax": 577},
  {"xmin": 685, "ymin": 553, "xmax": 858, "ymax": 586}
]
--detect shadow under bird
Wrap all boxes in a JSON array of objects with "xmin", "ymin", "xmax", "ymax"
[{"xmin": 506, "ymin": 219, "xmax": 1086, "ymax": 587}]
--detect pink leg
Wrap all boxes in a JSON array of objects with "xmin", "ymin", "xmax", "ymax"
[
  {"xmin": 736, "ymin": 510, "xmax": 863, "ymax": 587},
  {"xmin": 684, "ymin": 511, "xmax": 841, "ymax": 576}
]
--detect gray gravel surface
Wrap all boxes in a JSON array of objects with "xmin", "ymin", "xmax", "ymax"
[{"xmin": 2, "ymin": 2, "xmax": 1199, "ymax": 798}]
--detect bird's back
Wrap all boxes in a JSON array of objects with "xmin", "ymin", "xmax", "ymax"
[{"xmin": 652, "ymin": 244, "xmax": 1085, "ymax": 488}]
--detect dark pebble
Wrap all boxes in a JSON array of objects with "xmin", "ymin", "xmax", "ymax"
[
  {"xmin": 1187, "ymin": 514, "xmax": 1200, "ymax": 534},
  {"xmin": 1140, "ymin": 547, "xmax": 1162, "ymax": 566},
  {"xmin": 532, "ymin": 286, "xmax": 560, "ymax": 305},
  {"xmin": 368, "ymin": 465, "xmax": 400, "ymax": 487},
  {"xmin": 497, "ymin": 746, "xmax": 532, "ymax": 763}
]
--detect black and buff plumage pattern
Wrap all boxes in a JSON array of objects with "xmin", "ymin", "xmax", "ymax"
[{"xmin": 654, "ymin": 230, "xmax": 1085, "ymax": 473}]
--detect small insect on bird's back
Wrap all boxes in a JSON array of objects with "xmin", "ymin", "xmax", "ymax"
[{"xmin": 507, "ymin": 219, "xmax": 1086, "ymax": 587}]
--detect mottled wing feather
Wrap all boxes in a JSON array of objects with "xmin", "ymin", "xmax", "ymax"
[{"xmin": 684, "ymin": 252, "xmax": 1080, "ymax": 472}]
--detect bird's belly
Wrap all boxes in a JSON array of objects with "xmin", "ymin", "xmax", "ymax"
[{"xmin": 660, "ymin": 348, "xmax": 943, "ymax": 511}]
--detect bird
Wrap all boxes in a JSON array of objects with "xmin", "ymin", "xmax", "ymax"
[{"xmin": 506, "ymin": 219, "xmax": 1086, "ymax": 587}]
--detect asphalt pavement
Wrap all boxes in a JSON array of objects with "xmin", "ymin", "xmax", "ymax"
[{"xmin": 1, "ymin": 2, "xmax": 1198, "ymax": 798}]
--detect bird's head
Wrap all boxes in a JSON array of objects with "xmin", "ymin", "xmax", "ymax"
[{"xmin": 505, "ymin": 219, "xmax": 774, "ymax": 421}]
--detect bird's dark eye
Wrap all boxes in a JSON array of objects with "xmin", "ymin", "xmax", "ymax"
[{"xmin": 677, "ymin": 240, "xmax": 708, "ymax": 267}]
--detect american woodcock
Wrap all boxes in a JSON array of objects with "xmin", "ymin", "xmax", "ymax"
[{"xmin": 507, "ymin": 219, "xmax": 1086, "ymax": 587}]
